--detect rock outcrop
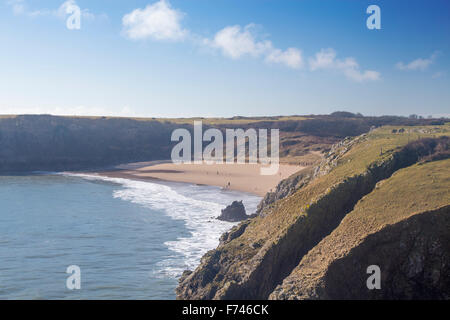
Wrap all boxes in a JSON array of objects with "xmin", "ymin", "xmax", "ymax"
[
  {"xmin": 217, "ymin": 201, "xmax": 249, "ymax": 222},
  {"xmin": 256, "ymin": 167, "xmax": 313, "ymax": 216}
]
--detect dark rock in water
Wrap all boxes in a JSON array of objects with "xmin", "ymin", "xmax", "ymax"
[{"xmin": 217, "ymin": 201, "xmax": 248, "ymax": 222}]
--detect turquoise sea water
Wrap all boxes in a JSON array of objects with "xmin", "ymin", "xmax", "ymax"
[{"xmin": 0, "ymin": 174, "xmax": 260, "ymax": 299}]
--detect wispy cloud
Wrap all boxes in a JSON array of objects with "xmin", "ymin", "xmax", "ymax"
[
  {"xmin": 7, "ymin": 0, "xmax": 99, "ymax": 20},
  {"xmin": 396, "ymin": 52, "xmax": 440, "ymax": 71},
  {"xmin": 309, "ymin": 48, "xmax": 380, "ymax": 82},
  {"xmin": 122, "ymin": 0, "xmax": 187, "ymax": 41},
  {"xmin": 265, "ymin": 48, "xmax": 303, "ymax": 69},
  {"xmin": 432, "ymin": 71, "xmax": 445, "ymax": 79},
  {"xmin": 7, "ymin": 0, "xmax": 25, "ymax": 15}
]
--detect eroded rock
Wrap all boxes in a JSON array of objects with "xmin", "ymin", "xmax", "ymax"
[{"xmin": 217, "ymin": 201, "xmax": 248, "ymax": 222}]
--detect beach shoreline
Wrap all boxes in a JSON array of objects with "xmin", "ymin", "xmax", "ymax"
[{"xmin": 95, "ymin": 162, "xmax": 305, "ymax": 196}]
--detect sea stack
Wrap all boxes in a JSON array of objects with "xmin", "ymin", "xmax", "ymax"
[{"xmin": 217, "ymin": 201, "xmax": 248, "ymax": 222}]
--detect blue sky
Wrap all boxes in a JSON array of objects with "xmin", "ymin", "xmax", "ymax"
[{"xmin": 0, "ymin": 0, "xmax": 449, "ymax": 117}]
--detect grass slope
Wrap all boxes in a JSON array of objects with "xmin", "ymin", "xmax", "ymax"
[
  {"xmin": 176, "ymin": 124, "xmax": 450, "ymax": 299},
  {"xmin": 271, "ymin": 158, "xmax": 450, "ymax": 299}
]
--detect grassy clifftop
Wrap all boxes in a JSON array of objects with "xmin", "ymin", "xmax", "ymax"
[
  {"xmin": 176, "ymin": 124, "xmax": 450, "ymax": 299},
  {"xmin": 0, "ymin": 114, "xmax": 443, "ymax": 172}
]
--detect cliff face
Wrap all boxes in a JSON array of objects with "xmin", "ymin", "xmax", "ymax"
[
  {"xmin": 0, "ymin": 115, "xmax": 182, "ymax": 172},
  {"xmin": 271, "ymin": 206, "xmax": 450, "ymax": 300},
  {"xmin": 271, "ymin": 158, "xmax": 450, "ymax": 299},
  {"xmin": 176, "ymin": 125, "xmax": 450, "ymax": 300},
  {"xmin": 0, "ymin": 114, "xmax": 442, "ymax": 173}
]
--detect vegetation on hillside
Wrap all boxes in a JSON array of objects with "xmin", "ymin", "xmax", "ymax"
[
  {"xmin": 0, "ymin": 114, "xmax": 444, "ymax": 172},
  {"xmin": 272, "ymin": 158, "xmax": 450, "ymax": 299},
  {"xmin": 176, "ymin": 124, "xmax": 450, "ymax": 300}
]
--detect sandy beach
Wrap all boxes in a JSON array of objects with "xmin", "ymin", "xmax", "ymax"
[{"xmin": 98, "ymin": 162, "xmax": 305, "ymax": 196}]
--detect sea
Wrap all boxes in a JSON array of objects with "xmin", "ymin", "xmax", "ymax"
[{"xmin": 0, "ymin": 173, "xmax": 261, "ymax": 299}]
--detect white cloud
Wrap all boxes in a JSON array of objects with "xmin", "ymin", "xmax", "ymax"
[
  {"xmin": 309, "ymin": 48, "xmax": 380, "ymax": 82},
  {"xmin": 396, "ymin": 52, "xmax": 439, "ymax": 71},
  {"xmin": 120, "ymin": 2, "xmax": 377, "ymax": 75},
  {"xmin": 122, "ymin": 0, "xmax": 187, "ymax": 41},
  {"xmin": 343, "ymin": 68, "xmax": 380, "ymax": 82},
  {"xmin": 121, "ymin": 2, "xmax": 302, "ymax": 69},
  {"xmin": 208, "ymin": 24, "xmax": 303, "ymax": 69},
  {"xmin": 209, "ymin": 24, "xmax": 271, "ymax": 59},
  {"xmin": 309, "ymin": 48, "xmax": 337, "ymax": 70},
  {"xmin": 265, "ymin": 47, "xmax": 303, "ymax": 69},
  {"xmin": 10, "ymin": 0, "xmax": 377, "ymax": 80}
]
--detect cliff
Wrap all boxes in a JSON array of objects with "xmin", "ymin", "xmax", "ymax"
[
  {"xmin": 0, "ymin": 115, "xmax": 182, "ymax": 172},
  {"xmin": 271, "ymin": 159, "xmax": 450, "ymax": 299},
  {"xmin": 0, "ymin": 114, "xmax": 441, "ymax": 172},
  {"xmin": 176, "ymin": 124, "xmax": 450, "ymax": 299}
]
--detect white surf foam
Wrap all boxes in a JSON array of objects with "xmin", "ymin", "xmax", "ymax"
[{"xmin": 61, "ymin": 173, "xmax": 260, "ymax": 278}]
